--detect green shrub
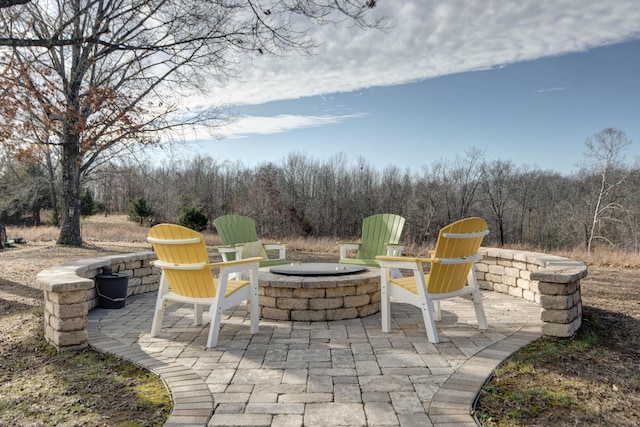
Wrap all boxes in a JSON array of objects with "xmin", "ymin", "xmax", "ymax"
[
  {"xmin": 80, "ymin": 189, "xmax": 97, "ymax": 217},
  {"xmin": 49, "ymin": 205, "xmax": 61, "ymax": 226},
  {"xmin": 178, "ymin": 206, "xmax": 208, "ymax": 232},
  {"xmin": 128, "ymin": 197, "xmax": 153, "ymax": 225}
]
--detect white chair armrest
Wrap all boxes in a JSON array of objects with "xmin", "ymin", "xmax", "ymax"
[
  {"xmin": 338, "ymin": 242, "xmax": 361, "ymax": 259},
  {"xmin": 263, "ymin": 243, "xmax": 286, "ymax": 260},
  {"xmin": 217, "ymin": 244, "xmax": 244, "ymax": 262},
  {"xmin": 385, "ymin": 244, "xmax": 404, "ymax": 257},
  {"xmin": 211, "ymin": 257, "xmax": 262, "ymax": 272},
  {"xmin": 375, "ymin": 255, "xmax": 431, "ymax": 271}
]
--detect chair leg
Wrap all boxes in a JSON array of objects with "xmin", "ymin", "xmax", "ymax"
[
  {"xmin": 248, "ymin": 270, "xmax": 259, "ymax": 334},
  {"xmin": 151, "ymin": 275, "xmax": 168, "ymax": 337},
  {"xmin": 194, "ymin": 304, "xmax": 203, "ymax": 325},
  {"xmin": 151, "ymin": 299, "xmax": 166, "ymax": 337},
  {"xmin": 380, "ymin": 273, "xmax": 392, "ymax": 333},
  {"xmin": 433, "ymin": 300, "xmax": 442, "ymax": 321},
  {"xmin": 473, "ymin": 293, "xmax": 488, "ymax": 329},
  {"xmin": 421, "ymin": 298, "xmax": 440, "ymax": 343},
  {"xmin": 468, "ymin": 269, "xmax": 488, "ymax": 329},
  {"xmin": 207, "ymin": 302, "xmax": 223, "ymax": 349}
]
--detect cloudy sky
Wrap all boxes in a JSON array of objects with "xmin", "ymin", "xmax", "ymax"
[{"xmin": 163, "ymin": 0, "xmax": 640, "ymax": 174}]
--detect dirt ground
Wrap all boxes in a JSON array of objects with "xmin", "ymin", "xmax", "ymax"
[
  {"xmin": 580, "ymin": 266, "xmax": 640, "ymax": 355},
  {"xmin": 0, "ymin": 242, "xmax": 173, "ymax": 426},
  {"xmin": 476, "ymin": 265, "xmax": 640, "ymax": 426},
  {"xmin": 1, "ymin": 243, "xmax": 639, "ymax": 425}
]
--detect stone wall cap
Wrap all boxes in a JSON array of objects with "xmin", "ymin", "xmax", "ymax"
[
  {"xmin": 36, "ymin": 251, "xmax": 156, "ymax": 292},
  {"xmin": 36, "ymin": 269, "xmax": 95, "ymax": 291},
  {"xmin": 481, "ymin": 247, "xmax": 587, "ymax": 283},
  {"xmin": 531, "ymin": 264, "xmax": 588, "ymax": 283}
]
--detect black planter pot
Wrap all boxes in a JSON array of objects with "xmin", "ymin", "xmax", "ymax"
[{"xmin": 95, "ymin": 267, "xmax": 130, "ymax": 309}]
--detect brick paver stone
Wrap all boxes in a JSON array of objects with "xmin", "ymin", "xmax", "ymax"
[{"xmin": 88, "ymin": 288, "xmax": 542, "ymax": 426}]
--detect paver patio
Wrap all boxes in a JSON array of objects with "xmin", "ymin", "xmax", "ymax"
[{"xmin": 88, "ymin": 290, "xmax": 542, "ymax": 426}]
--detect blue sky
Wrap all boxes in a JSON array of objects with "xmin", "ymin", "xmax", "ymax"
[{"xmin": 161, "ymin": 1, "xmax": 640, "ymax": 174}]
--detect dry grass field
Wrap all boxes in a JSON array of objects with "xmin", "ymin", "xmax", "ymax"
[{"xmin": 1, "ymin": 216, "xmax": 639, "ymax": 426}]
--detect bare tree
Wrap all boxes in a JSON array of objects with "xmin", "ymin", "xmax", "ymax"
[
  {"xmin": 0, "ymin": 0, "xmax": 382, "ymax": 246},
  {"xmin": 0, "ymin": 0, "xmax": 29, "ymax": 10},
  {"xmin": 438, "ymin": 148, "xmax": 485, "ymax": 222},
  {"xmin": 581, "ymin": 128, "xmax": 633, "ymax": 255},
  {"xmin": 410, "ymin": 162, "xmax": 448, "ymax": 244},
  {"xmin": 480, "ymin": 159, "xmax": 515, "ymax": 246}
]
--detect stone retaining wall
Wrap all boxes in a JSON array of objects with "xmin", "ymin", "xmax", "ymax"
[
  {"xmin": 36, "ymin": 252, "xmax": 159, "ymax": 351},
  {"xmin": 477, "ymin": 248, "xmax": 587, "ymax": 337},
  {"xmin": 37, "ymin": 248, "xmax": 587, "ymax": 351}
]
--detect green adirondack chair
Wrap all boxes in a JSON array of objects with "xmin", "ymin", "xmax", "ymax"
[
  {"xmin": 338, "ymin": 213, "xmax": 406, "ymax": 267},
  {"xmin": 213, "ymin": 214, "xmax": 287, "ymax": 267}
]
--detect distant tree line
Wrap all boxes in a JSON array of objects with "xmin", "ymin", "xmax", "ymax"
[{"xmin": 1, "ymin": 128, "xmax": 638, "ymax": 254}]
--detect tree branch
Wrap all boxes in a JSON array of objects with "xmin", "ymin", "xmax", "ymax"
[{"xmin": 0, "ymin": 0, "xmax": 29, "ymax": 8}]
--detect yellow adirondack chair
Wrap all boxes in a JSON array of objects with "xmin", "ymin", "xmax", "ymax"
[
  {"xmin": 213, "ymin": 214, "xmax": 287, "ymax": 267},
  {"xmin": 375, "ymin": 217, "xmax": 489, "ymax": 343},
  {"xmin": 338, "ymin": 213, "xmax": 406, "ymax": 267},
  {"xmin": 147, "ymin": 224, "xmax": 261, "ymax": 348}
]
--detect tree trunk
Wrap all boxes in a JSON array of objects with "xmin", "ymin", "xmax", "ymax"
[
  {"xmin": 45, "ymin": 144, "xmax": 58, "ymax": 209},
  {"xmin": 57, "ymin": 136, "xmax": 82, "ymax": 246},
  {"xmin": 57, "ymin": 13, "xmax": 84, "ymax": 247}
]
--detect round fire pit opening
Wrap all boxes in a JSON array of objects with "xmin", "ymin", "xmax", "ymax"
[{"xmin": 269, "ymin": 262, "xmax": 366, "ymax": 276}]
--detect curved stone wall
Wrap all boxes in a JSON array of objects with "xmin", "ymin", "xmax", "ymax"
[
  {"xmin": 36, "ymin": 248, "xmax": 587, "ymax": 351},
  {"xmin": 36, "ymin": 251, "xmax": 159, "ymax": 351},
  {"xmin": 477, "ymin": 248, "xmax": 587, "ymax": 337}
]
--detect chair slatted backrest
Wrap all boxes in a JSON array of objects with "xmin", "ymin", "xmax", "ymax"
[
  {"xmin": 148, "ymin": 224, "xmax": 217, "ymax": 298},
  {"xmin": 214, "ymin": 215, "xmax": 259, "ymax": 246},
  {"xmin": 427, "ymin": 217, "xmax": 488, "ymax": 294},
  {"xmin": 358, "ymin": 214, "xmax": 405, "ymax": 261}
]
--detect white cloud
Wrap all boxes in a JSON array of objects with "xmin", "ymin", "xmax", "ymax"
[
  {"xmin": 212, "ymin": 113, "xmax": 368, "ymax": 139},
  {"xmin": 199, "ymin": 0, "xmax": 640, "ymax": 107},
  {"xmin": 536, "ymin": 87, "xmax": 571, "ymax": 93}
]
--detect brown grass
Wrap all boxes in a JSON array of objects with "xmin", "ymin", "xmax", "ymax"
[{"xmin": 10, "ymin": 216, "xmax": 640, "ymax": 269}]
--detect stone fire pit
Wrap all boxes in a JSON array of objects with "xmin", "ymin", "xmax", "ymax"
[{"xmin": 257, "ymin": 263, "xmax": 381, "ymax": 321}]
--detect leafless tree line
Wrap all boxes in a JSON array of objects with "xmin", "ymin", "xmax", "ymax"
[
  {"xmin": 2, "ymin": 128, "xmax": 637, "ymax": 253},
  {"xmin": 82, "ymin": 129, "xmax": 639, "ymax": 253}
]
